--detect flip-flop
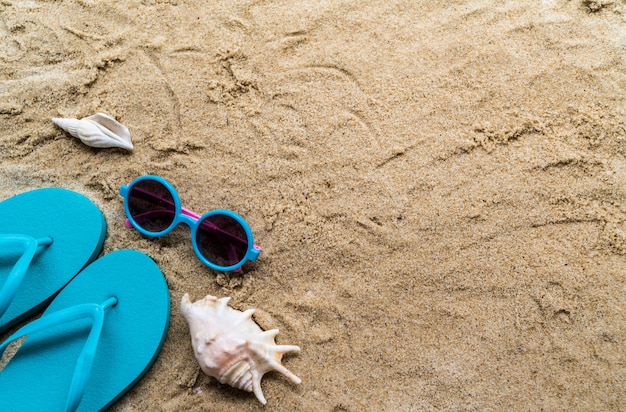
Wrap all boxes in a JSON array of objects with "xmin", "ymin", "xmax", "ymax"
[
  {"xmin": 0, "ymin": 250, "xmax": 171, "ymax": 411},
  {"xmin": 0, "ymin": 188, "xmax": 106, "ymax": 333}
]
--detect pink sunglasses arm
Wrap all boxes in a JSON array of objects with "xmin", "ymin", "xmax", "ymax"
[
  {"xmin": 181, "ymin": 207, "xmax": 201, "ymax": 220},
  {"xmin": 124, "ymin": 207, "xmax": 262, "ymax": 252},
  {"xmin": 124, "ymin": 206, "xmax": 199, "ymax": 228}
]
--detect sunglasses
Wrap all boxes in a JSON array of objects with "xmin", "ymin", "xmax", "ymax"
[{"xmin": 119, "ymin": 175, "xmax": 260, "ymax": 272}]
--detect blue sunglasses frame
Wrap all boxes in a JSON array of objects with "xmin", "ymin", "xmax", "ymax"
[{"xmin": 119, "ymin": 175, "xmax": 260, "ymax": 272}]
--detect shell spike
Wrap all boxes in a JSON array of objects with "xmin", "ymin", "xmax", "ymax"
[
  {"xmin": 263, "ymin": 329, "xmax": 280, "ymax": 340},
  {"xmin": 275, "ymin": 344, "xmax": 301, "ymax": 355},
  {"xmin": 269, "ymin": 360, "xmax": 302, "ymax": 385},
  {"xmin": 241, "ymin": 308, "xmax": 255, "ymax": 320},
  {"xmin": 199, "ymin": 295, "xmax": 218, "ymax": 305},
  {"xmin": 217, "ymin": 297, "xmax": 231, "ymax": 309},
  {"xmin": 181, "ymin": 293, "xmax": 191, "ymax": 305},
  {"xmin": 251, "ymin": 370, "xmax": 267, "ymax": 405}
]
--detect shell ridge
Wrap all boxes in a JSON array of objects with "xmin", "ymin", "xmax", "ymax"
[
  {"xmin": 51, "ymin": 118, "xmax": 78, "ymax": 137},
  {"xmin": 219, "ymin": 359, "xmax": 253, "ymax": 391}
]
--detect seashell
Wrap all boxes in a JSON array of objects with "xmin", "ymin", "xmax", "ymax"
[
  {"xmin": 181, "ymin": 293, "xmax": 301, "ymax": 405},
  {"xmin": 52, "ymin": 113, "xmax": 133, "ymax": 150}
]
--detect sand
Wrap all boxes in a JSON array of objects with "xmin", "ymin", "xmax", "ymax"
[{"xmin": 1, "ymin": 0, "xmax": 625, "ymax": 410}]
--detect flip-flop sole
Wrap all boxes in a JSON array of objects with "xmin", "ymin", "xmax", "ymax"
[
  {"xmin": 0, "ymin": 250, "xmax": 170, "ymax": 411},
  {"xmin": 0, "ymin": 188, "xmax": 106, "ymax": 332}
]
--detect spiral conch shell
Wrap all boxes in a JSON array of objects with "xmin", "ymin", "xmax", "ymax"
[
  {"xmin": 52, "ymin": 113, "xmax": 133, "ymax": 150},
  {"xmin": 181, "ymin": 293, "xmax": 301, "ymax": 405}
]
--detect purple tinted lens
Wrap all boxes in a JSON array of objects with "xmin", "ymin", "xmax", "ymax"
[
  {"xmin": 128, "ymin": 179, "xmax": 176, "ymax": 232},
  {"xmin": 196, "ymin": 214, "xmax": 248, "ymax": 267}
]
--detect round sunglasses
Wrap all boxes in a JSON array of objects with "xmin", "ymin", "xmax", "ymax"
[{"xmin": 119, "ymin": 175, "xmax": 260, "ymax": 272}]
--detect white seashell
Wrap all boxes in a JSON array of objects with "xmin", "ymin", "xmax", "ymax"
[
  {"xmin": 52, "ymin": 113, "xmax": 133, "ymax": 150},
  {"xmin": 181, "ymin": 293, "xmax": 301, "ymax": 405}
]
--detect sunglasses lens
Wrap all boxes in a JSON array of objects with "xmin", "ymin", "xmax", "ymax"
[
  {"xmin": 197, "ymin": 214, "xmax": 248, "ymax": 267},
  {"xmin": 128, "ymin": 179, "xmax": 176, "ymax": 232}
]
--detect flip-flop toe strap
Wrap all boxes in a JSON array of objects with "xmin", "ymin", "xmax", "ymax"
[
  {"xmin": 0, "ymin": 234, "xmax": 53, "ymax": 319},
  {"xmin": 0, "ymin": 297, "xmax": 117, "ymax": 412}
]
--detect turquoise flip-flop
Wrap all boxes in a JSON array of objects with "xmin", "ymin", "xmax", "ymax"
[
  {"xmin": 0, "ymin": 188, "xmax": 106, "ymax": 333},
  {"xmin": 0, "ymin": 250, "xmax": 170, "ymax": 411}
]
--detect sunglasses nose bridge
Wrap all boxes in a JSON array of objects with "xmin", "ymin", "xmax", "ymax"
[{"xmin": 178, "ymin": 214, "xmax": 198, "ymax": 230}]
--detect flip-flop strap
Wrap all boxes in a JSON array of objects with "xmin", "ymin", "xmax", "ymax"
[
  {"xmin": 0, "ymin": 234, "xmax": 53, "ymax": 319},
  {"xmin": 0, "ymin": 297, "xmax": 118, "ymax": 412}
]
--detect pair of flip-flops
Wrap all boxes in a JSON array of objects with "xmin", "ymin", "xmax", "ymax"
[{"xmin": 0, "ymin": 188, "xmax": 170, "ymax": 411}]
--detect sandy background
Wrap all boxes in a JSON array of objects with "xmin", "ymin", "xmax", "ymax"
[{"xmin": 1, "ymin": 0, "xmax": 625, "ymax": 410}]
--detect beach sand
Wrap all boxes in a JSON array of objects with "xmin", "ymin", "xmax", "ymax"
[{"xmin": 1, "ymin": 0, "xmax": 625, "ymax": 410}]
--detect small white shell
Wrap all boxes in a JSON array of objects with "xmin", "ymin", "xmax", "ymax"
[
  {"xmin": 181, "ymin": 293, "xmax": 301, "ymax": 405},
  {"xmin": 52, "ymin": 113, "xmax": 133, "ymax": 150}
]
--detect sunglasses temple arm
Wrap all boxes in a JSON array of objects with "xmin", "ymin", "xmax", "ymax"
[
  {"xmin": 182, "ymin": 207, "xmax": 262, "ymax": 250},
  {"xmin": 127, "ymin": 209, "xmax": 257, "ymax": 248},
  {"xmin": 184, "ymin": 207, "xmax": 262, "ymax": 252},
  {"xmin": 125, "ymin": 208, "xmax": 242, "ymax": 241},
  {"xmin": 122, "ymin": 188, "xmax": 261, "ymax": 251},
  {"xmin": 181, "ymin": 206, "xmax": 201, "ymax": 220}
]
